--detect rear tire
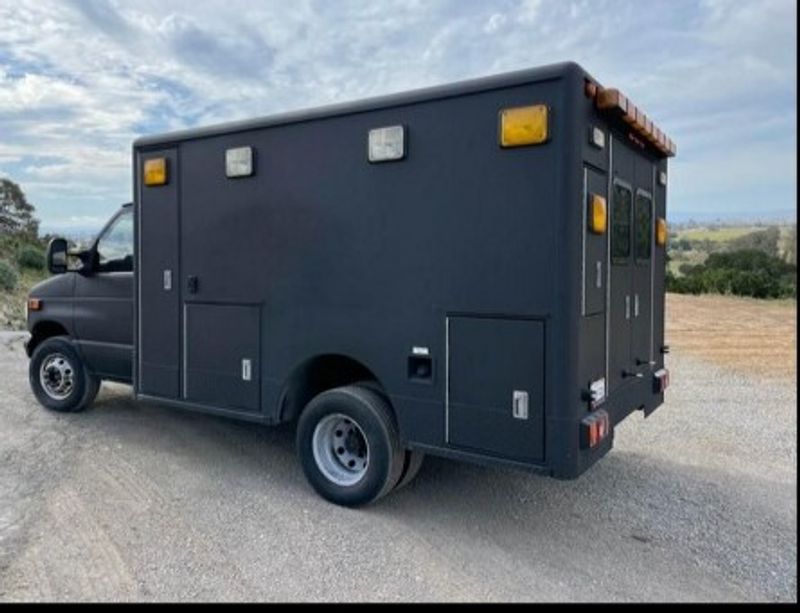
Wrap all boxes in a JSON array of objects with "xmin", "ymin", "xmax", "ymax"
[
  {"xmin": 395, "ymin": 449, "xmax": 425, "ymax": 491},
  {"xmin": 29, "ymin": 337, "xmax": 99, "ymax": 413},
  {"xmin": 296, "ymin": 385, "xmax": 404, "ymax": 507}
]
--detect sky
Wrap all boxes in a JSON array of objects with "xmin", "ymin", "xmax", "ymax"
[{"xmin": 0, "ymin": 0, "xmax": 796, "ymax": 235}]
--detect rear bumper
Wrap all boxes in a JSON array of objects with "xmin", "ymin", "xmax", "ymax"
[
  {"xmin": 553, "ymin": 371, "xmax": 667, "ymax": 479},
  {"xmin": 606, "ymin": 372, "xmax": 666, "ymax": 427}
]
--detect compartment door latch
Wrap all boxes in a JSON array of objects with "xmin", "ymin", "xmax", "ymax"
[{"xmin": 512, "ymin": 390, "xmax": 529, "ymax": 420}]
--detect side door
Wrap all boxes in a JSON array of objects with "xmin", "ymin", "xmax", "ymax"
[
  {"xmin": 608, "ymin": 139, "xmax": 635, "ymax": 393},
  {"xmin": 179, "ymin": 142, "xmax": 261, "ymax": 413},
  {"xmin": 73, "ymin": 209, "xmax": 134, "ymax": 381},
  {"xmin": 136, "ymin": 148, "xmax": 181, "ymax": 399}
]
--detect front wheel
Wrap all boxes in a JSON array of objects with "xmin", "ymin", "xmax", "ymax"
[
  {"xmin": 29, "ymin": 337, "xmax": 99, "ymax": 412},
  {"xmin": 296, "ymin": 385, "xmax": 404, "ymax": 507}
]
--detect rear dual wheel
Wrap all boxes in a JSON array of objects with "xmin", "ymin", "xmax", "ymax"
[{"xmin": 296, "ymin": 384, "xmax": 424, "ymax": 507}]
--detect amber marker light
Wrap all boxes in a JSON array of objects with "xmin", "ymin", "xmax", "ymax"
[
  {"xmin": 144, "ymin": 158, "xmax": 168, "ymax": 186},
  {"xmin": 656, "ymin": 217, "xmax": 668, "ymax": 246},
  {"xmin": 499, "ymin": 104, "xmax": 549, "ymax": 147},
  {"xmin": 589, "ymin": 194, "xmax": 607, "ymax": 234},
  {"xmin": 27, "ymin": 298, "xmax": 42, "ymax": 311}
]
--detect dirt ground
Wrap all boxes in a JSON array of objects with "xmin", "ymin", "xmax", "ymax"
[
  {"xmin": 0, "ymin": 295, "xmax": 796, "ymax": 602},
  {"xmin": 666, "ymin": 293, "xmax": 797, "ymax": 382}
]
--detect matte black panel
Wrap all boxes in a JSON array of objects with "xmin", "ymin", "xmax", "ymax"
[
  {"xmin": 137, "ymin": 148, "xmax": 180, "ymax": 398},
  {"xmin": 185, "ymin": 303, "xmax": 260, "ymax": 412},
  {"xmin": 448, "ymin": 317, "xmax": 544, "ymax": 463},
  {"xmin": 578, "ymin": 312, "xmax": 605, "ymax": 397},
  {"xmin": 175, "ymin": 77, "xmax": 568, "ymax": 429}
]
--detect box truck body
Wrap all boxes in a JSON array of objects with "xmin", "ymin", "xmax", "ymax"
[{"xmin": 28, "ymin": 61, "xmax": 674, "ymax": 505}]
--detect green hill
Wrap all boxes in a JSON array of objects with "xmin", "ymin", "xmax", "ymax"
[{"xmin": 0, "ymin": 233, "xmax": 49, "ymax": 329}]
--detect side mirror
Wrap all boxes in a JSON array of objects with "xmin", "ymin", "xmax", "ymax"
[{"xmin": 46, "ymin": 238, "xmax": 68, "ymax": 274}]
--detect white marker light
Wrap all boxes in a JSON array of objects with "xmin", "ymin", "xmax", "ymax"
[
  {"xmin": 368, "ymin": 125, "xmax": 405, "ymax": 162},
  {"xmin": 590, "ymin": 126, "xmax": 606, "ymax": 149},
  {"xmin": 226, "ymin": 146, "xmax": 254, "ymax": 178},
  {"xmin": 589, "ymin": 377, "xmax": 606, "ymax": 408}
]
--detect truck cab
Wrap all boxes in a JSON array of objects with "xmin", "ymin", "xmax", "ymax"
[{"xmin": 26, "ymin": 203, "xmax": 134, "ymax": 410}]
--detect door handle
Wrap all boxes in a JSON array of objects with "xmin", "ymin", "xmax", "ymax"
[
  {"xmin": 634, "ymin": 294, "xmax": 640, "ymax": 317},
  {"xmin": 187, "ymin": 275, "xmax": 199, "ymax": 294},
  {"xmin": 625, "ymin": 295, "xmax": 630, "ymax": 320}
]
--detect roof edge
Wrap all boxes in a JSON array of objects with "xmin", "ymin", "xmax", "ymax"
[{"xmin": 134, "ymin": 61, "xmax": 587, "ymax": 148}]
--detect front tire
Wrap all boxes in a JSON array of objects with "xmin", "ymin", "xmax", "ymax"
[
  {"xmin": 296, "ymin": 385, "xmax": 404, "ymax": 507},
  {"xmin": 29, "ymin": 337, "xmax": 99, "ymax": 412}
]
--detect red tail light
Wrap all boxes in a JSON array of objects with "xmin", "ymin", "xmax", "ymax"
[{"xmin": 582, "ymin": 410, "xmax": 610, "ymax": 449}]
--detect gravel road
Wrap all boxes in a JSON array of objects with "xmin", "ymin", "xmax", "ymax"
[{"xmin": 0, "ymin": 331, "xmax": 795, "ymax": 602}]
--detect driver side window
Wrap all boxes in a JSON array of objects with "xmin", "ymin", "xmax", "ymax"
[{"xmin": 96, "ymin": 211, "xmax": 133, "ymax": 273}]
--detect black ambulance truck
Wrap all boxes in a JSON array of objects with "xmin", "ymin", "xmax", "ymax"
[{"xmin": 26, "ymin": 62, "xmax": 673, "ymax": 506}]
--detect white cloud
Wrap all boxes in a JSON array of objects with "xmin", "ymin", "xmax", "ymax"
[
  {"xmin": 484, "ymin": 14, "xmax": 507, "ymax": 34},
  {"xmin": 0, "ymin": 0, "xmax": 795, "ymax": 230}
]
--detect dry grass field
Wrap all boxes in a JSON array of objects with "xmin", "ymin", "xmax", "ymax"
[{"xmin": 666, "ymin": 293, "xmax": 797, "ymax": 383}]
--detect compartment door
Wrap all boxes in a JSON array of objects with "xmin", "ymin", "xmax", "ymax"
[
  {"xmin": 184, "ymin": 303, "xmax": 261, "ymax": 412},
  {"xmin": 447, "ymin": 317, "xmax": 544, "ymax": 463}
]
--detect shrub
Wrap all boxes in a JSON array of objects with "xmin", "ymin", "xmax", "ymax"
[
  {"xmin": 669, "ymin": 248, "xmax": 796, "ymax": 299},
  {"xmin": 0, "ymin": 259, "xmax": 18, "ymax": 291},
  {"xmin": 17, "ymin": 245, "xmax": 46, "ymax": 270}
]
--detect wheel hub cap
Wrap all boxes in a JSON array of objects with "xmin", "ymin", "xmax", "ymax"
[
  {"xmin": 39, "ymin": 353, "xmax": 75, "ymax": 401},
  {"xmin": 312, "ymin": 413, "xmax": 369, "ymax": 486}
]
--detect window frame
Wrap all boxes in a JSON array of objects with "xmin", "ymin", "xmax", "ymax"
[
  {"xmin": 610, "ymin": 179, "xmax": 633, "ymax": 265},
  {"xmin": 94, "ymin": 209, "xmax": 134, "ymax": 273}
]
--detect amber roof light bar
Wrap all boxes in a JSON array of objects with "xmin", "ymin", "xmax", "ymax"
[{"xmin": 586, "ymin": 83, "xmax": 676, "ymax": 158}]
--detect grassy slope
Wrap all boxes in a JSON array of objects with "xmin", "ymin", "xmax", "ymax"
[
  {"xmin": 0, "ymin": 236, "xmax": 48, "ymax": 330},
  {"xmin": 669, "ymin": 224, "xmax": 796, "ymax": 276}
]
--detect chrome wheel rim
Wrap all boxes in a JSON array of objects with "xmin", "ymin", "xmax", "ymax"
[
  {"xmin": 312, "ymin": 413, "xmax": 369, "ymax": 486},
  {"xmin": 39, "ymin": 353, "xmax": 75, "ymax": 401}
]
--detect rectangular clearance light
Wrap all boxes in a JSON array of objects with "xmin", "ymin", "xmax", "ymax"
[
  {"xmin": 143, "ymin": 158, "xmax": 167, "ymax": 186},
  {"xmin": 368, "ymin": 125, "xmax": 405, "ymax": 163},
  {"xmin": 226, "ymin": 146, "xmax": 254, "ymax": 178},
  {"xmin": 500, "ymin": 104, "xmax": 549, "ymax": 147}
]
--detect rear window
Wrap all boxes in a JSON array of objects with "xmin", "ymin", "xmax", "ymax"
[
  {"xmin": 611, "ymin": 183, "xmax": 632, "ymax": 262},
  {"xmin": 635, "ymin": 192, "xmax": 652, "ymax": 263}
]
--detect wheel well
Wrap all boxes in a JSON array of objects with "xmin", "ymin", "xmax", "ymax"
[
  {"xmin": 277, "ymin": 354, "xmax": 385, "ymax": 424},
  {"xmin": 26, "ymin": 321, "xmax": 69, "ymax": 357}
]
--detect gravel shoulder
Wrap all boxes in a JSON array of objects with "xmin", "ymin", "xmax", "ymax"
[{"xmin": 0, "ymin": 330, "xmax": 796, "ymax": 602}]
